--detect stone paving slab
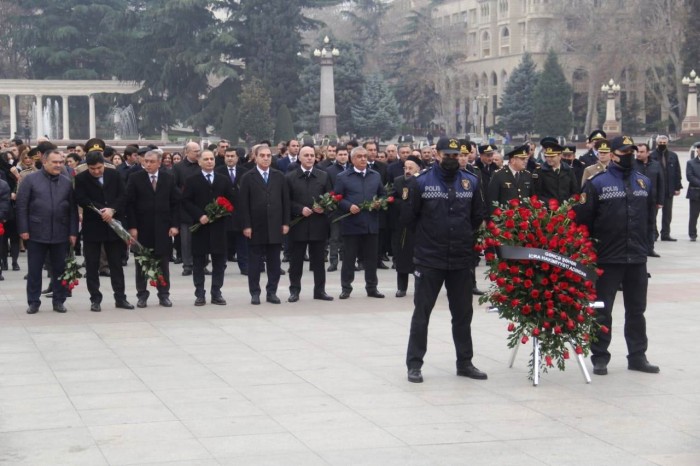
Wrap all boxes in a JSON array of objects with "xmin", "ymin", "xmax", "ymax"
[{"xmin": 1, "ymin": 156, "xmax": 700, "ymax": 465}]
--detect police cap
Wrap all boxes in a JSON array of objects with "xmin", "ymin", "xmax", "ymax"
[
  {"xmin": 436, "ymin": 137, "xmax": 460, "ymax": 154},
  {"xmin": 610, "ymin": 135, "xmax": 637, "ymax": 152},
  {"xmin": 588, "ymin": 129, "xmax": 607, "ymax": 142},
  {"xmin": 505, "ymin": 145, "xmax": 530, "ymax": 160}
]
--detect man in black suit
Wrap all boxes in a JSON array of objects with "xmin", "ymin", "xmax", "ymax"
[
  {"xmin": 286, "ymin": 146, "xmax": 334, "ymax": 302},
  {"xmin": 322, "ymin": 147, "xmax": 350, "ymax": 272},
  {"xmin": 334, "ymin": 146, "xmax": 386, "ymax": 299},
  {"xmin": 215, "ymin": 146, "xmax": 249, "ymax": 274},
  {"xmin": 239, "ymin": 144, "xmax": 290, "ymax": 304},
  {"xmin": 172, "ymin": 141, "xmax": 202, "ymax": 276},
  {"xmin": 387, "ymin": 144, "xmax": 412, "ymax": 182},
  {"xmin": 364, "ymin": 141, "xmax": 390, "ymax": 269},
  {"xmin": 74, "ymin": 152, "xmax": 133, "ymax": 312},
  {"xmin": 117, "ymin": 145, "xmax": 139, "ymax": 181},
  {"xmin": 182, "ymin": 150, "xmax": 235, "ymax": 306},
  {"xmin": 126, "ymin": 150, "xmax": 181, "ymax": 308},
  {"xmin": 651, "ymin": 135, "xmax": 683, "ymax": 241},
  {"xmin": 276, "ymin": 139, "xmax": 300, "ymax": 173}
]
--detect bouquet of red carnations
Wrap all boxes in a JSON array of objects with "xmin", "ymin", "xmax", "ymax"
[
  {"xmin": 332, "ymin": 195, "xmax": 395, "ymax": 223},
  {"xmin": 59, "ymin": 245, "xmax": 83, "ymax": 291},
  {"xmin": 190, "ymin": 196, "xmax": 234, "ymax": 232},
  {"xmin": 476, "ymin": 195, "xmax": 606, "ymax": 379},
  {"xmin": 289, "ymin": 191, "xmax": 343, "ymax": 227}
]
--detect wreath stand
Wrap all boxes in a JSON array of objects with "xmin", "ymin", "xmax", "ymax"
[{"xmin": 505, "ymin": 301, "xmax": 604, "ymax": 386}]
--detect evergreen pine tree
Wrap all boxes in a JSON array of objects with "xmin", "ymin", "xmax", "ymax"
[
  {"xmin": 495, "ymin": 53, "xmax": 539, "ymax": 136},
  {"xmin": 351, "ymin": 74, "xmax": 401, "ymax": 140},
  {"xmin": 238, "ymin": 77, "xmax": 274, "ymax": 143},
  {"xmin": 532, "ymin": 50, "xmax": 573, "ymax": 137},
  {"xmin": 220, "ymin": 102, "xmax": 240, "ymax": 144},
  {"xmin": 274, "ymin": 105, "xmax": 295, "ymax": 143}
]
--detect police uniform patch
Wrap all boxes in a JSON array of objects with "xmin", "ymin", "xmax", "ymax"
[
  {"xmin": 462, "ymin": 179, "xmax": 471, "ymax": 190},
  {"xmin": 636, "ymin": 179, "xmax": 646, "ymax": 190},
  {"xmin": 402, "ymin": 187, "xmax": 409, "ymax": 200},
  {"xmin": 580, "ymin": 193, "xmax": 587, "ymax": 204}
]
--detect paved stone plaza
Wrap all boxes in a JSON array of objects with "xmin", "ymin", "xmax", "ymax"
[{"xmin": 1, "ymin": 160, "xmax": 700, "ymax": 465}]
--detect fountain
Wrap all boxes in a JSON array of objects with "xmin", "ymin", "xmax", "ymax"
[
  {"xmin": 108, "ymin": 105, "xmax": 138, "ymax": 140},
  {"xmin": 42, "ymin": 98, "xmax": 60, "ymax": 139}
]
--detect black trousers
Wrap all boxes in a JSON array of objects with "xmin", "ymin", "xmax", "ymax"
[
  {"xmin": 26, "ymin": 240, "xmax": 68, "ymax": 306},
  {"xmin": 341, "ymin": 234, "xmax": 378, "ymax": 293},
  {"xmin": 248, "ymin": 243, "xmax": 281, "ymax": 296},
  {"xmin": 135, "ymin": 252, "xmax": 170, "ymax": 301},
  {"xmin": 406, "ymin": 266, "xmax": 474, "ymax": 370},
  {"xmin": 84, "ymin": 240, "xmax": 126, "ymax": 303},
  {"xmin": 289, "ymin": 239, "xmax": 326, "ymax": 294},
  {"xmin": 591, "ymin": 263, "xmax": 649, "ymax": 365},
  {"xmin": 227, "ymin": 231, "xmax": 249, "ymax": 272},
  {"xmin": 328, "ymin": 222, "xmax": 341, "ymax": 264},
  {"xmin": 193, "ymin": 253, "xmax": 226, "ymax": 299},
  {"xmin": 397, "ymin": 272, "xmax": 409, "ymax": 292},
  {"xmin": 689, "ymin": 200, "xmax": 700, "ymax": 239},
  {"xmin": 660, "ymin": 195, "xmax": 674, "ymax": 238}
]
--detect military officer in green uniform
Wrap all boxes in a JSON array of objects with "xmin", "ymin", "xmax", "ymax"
[{"xmin": 486, "ymin": 145, "xmax": 533, "ymax": 214}]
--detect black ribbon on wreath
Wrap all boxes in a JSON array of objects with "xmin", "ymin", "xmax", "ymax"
[{"xmin": 495, "ymin": 245, "xmax": 598, "ymax": 282}]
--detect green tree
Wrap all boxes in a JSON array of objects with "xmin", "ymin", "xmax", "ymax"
[
  {"xmin": 224, "ymin": 0, "xmax": 343, "ymax": 114},
  {"xmin": 7, "ymin": 0, "xmax": 129, "ymax": 79},
  {"xmin": 340, "ymin": 0, "xmax": 389, "ymax": 71},
  {"xmin": 238, "ymin": 77, "xmax": 273, "ymax": 143},
  {"xmin": 351, "ymin": 74, "xmax": 401, "ymax": 140},
  {"xmin": 294, "ymin": 39, "xmax": 365, "ymax": 136},
  {"xmin": 532, "ymin": 50, "xmax": 573, "ymax": 137},
  {"xmin": 123, "ymin": 0, "xmax": 237, "ymax": 136},
  {"xmin": 274, "ymin": 104, "xmax": 295, "ymax": 143},
  {"xmin": 495, "ymin": 53, "xmax": 539, "ymax": 136},
  {"xmin": 220, "ymin": 102, "xmax": 240, "ymax": 144}
]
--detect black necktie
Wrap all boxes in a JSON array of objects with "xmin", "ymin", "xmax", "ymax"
[
  {"xmin": 151, "ymin": 175, "xmax": 157, "ymax": 191},
  {"xmin": 514, "ymin": 172, "xmax": 520, "ymax": 183},
  {"xmin": 229, "ymin": 168, "xmax": 235, "ymax": 183},
  {"xmin": 206, "ymin": 174, "xmax": 212, "ymax": 184},
  {"xmin": 305, "ymin": 171, "xmax": 311, "ymax": 179}
]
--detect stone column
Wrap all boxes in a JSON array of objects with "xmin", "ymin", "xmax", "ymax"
[
  {"xmin": 62, "ymin": 95, "xmax": 70, "ymax": 141},
  {"xmin": 681, "ymin": 72, "xmax": 700, "ymax": 135},
  {"xmin": 35, "ymin": 95, "xmax": 43, "ymax": 139},
  {"xmin": 88, "ymin": 94, "xmax": 96, "ymax": 138},
  {"xmin": 318, "ymin": 55, "xmax": 337, "ymax": 137},
  {"xmin": 9, "ymin": 95, "xmax": 17, "ymax": 138}
]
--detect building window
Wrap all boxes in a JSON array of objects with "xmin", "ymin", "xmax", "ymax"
[
  {"xmin": 482, "ymin": 31, "xmax": 491, "ymax": 58},
  {"xmin": 500, "ymin": 27, "xmax": 510, "ymax": 55},
  {"xmin": 499, "ymin": 0, "xmax": 510, "ymax": 16}
]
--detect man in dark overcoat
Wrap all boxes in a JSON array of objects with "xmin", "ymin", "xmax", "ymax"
[
  {"xmin": 126, "ymin": 150, "xmax": 181, "ymax": 308},
  {"xmin": 16, "ymin": 149, "xmax": 78, "ymax": 314},
  {"xmin": 215, "ymin": 146, "xmax": 249, "ymax": 273},
  {"xmin": 391, "ymin": 156, "xmax": 422, "ymax": 298},
  {"xmin": 74, "ymin": 152, "xmax": 133, "ymax": 312},
  {"xmin": 239, "ymin": 144, "xmax": 290, "ymax": 304},
  {"xmin": 286, "ymin": 146, "xmax": 334, "ymax": 302},
  {"xmin": 183, "ymin": 150, "xmax": 235, "ymax": 306}
]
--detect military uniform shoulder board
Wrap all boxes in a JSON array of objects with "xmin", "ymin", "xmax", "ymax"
[
  {"xmin": 522, "ymin": 169, "xmax": 531, "ymax": 174},
  {"xmin": 402, "ymin": 187, "xmax": 409, "ymax": 200},
  {"xmin": 531, "ymin": 173, "xmax": 539, "ymax": 179},
  {"xmin": 588, "ymin": 170, "xmax": 605, "ymax": 181}
]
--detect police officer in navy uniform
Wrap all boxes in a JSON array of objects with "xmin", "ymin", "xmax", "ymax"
[
  {"xmin": 575, "ymin": 136, "xmax": 660, "ymax": 376},
  {"xmin": 486, "ymin": 145, "xmax": 533, "ymax": 214},
  {"xmin": 402, "ymin": 137, "xmax": 487, "ymax": 383}
]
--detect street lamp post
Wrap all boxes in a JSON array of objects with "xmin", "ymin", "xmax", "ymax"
[
  {"xmin": 476, "ymin": 93, "xmax": 488, "ymax": 140},
  {"xmin": 681, "ymin": 70, "xmax": 700, "ymax": 135},
  {"xmin": 601, "ymin": 78, "xmax": 621, "ymax": 136},
  {"xmin": 313, "ymin": 36, "xmax": 340, "ymax": 138}
]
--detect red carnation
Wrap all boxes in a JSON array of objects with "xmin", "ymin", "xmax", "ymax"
[
  {"xmin": 600, "ymin": 325, "xmax": 610, "ymax": 334},
  {"xmin": 493, "ymin": 207, "xmax": 503, "ymax": 217},
  {"xmin": 149, "ymin": 280, "xmax": 157, "ymax": 287},
  {"xmin": 543, "ymin": 322, "xmax": 551, "ymax": 330},
  {"xmin": 521, "ymin": 335, "xmax": 529, "ymax": 344},
  {"xmin": 545, "ymin": 355, "xmax": 553, "ymax": 367},
  {"xmin": 530, "ymin": 289, "xmax": 540, "ymax": 299},
  {"xmin": 554, "ymin": 325, "xmax": 562, "ymax": 334},
  {"xmin": 575, "ymin": 345, "xmax": 583, "ymax": 355},
  {"xmin": 567, "ymin": 210, "xmax": 576, "ymax": 220},
  {"xmin": 560, "ymin": 312, "xmax": 568, "ymax": 320},
  {"xmin": 524, "ymin": 268, "xmax": 534, "ymax": 278},
  {"xmin": 489, "ymin": 273, "xmax": 497, "ymax": 282},
  {"xmin": 523, "ymin": 279, "xmax": 533, "ymax": 289},
  {"xmin": 334, "ymin": 194, "xmax": 343, "ymax": 202},
  {"xmin": 485, "ymin": 252, "xmax": 495, "ymax": 261},
  {"xmin": 546, "ymin": 309, "xmax": 555, "ymax": 318},
  {"xmin": 563, "ymin": 351, "xmax": 570, "ymax": 360},
  {"xmin": 532, "ymin": 327, "xmax": 541, "ymax": 336},
  {"xmin": 496, "ymin": 277, "xmax": 506, "ymax": 286},
  {"xmin": 498, "ymin": 262, "xmax": 508, "ymax": 272},
  {"xmin": 508, "ymin": 199, "xmax": 520, "ymax": 207},
  {"xmin": 505, "ymin": 219, "xmax": 515, "ymax": 229},
  {"xmin": 509, "ymin": 265, "xmax": 519, "ymax": 275},
  {"xmin": 521, "ymin": 305, "xmax": 531, "ymax": 315},
  {"xmin": 61, "ymin": 280, "xmax": 67, "ymax": 286},
  {"xmin": 507, "ymin": 322, "xmax": 515, "ymax": 332},
  {"xmin": 548, "ymin": 199, "xmax": 559, "ymax": 210},
  {"xmin": 534, "ymin": 303, "xmax": 542, "ymax": 312},
  {"xmin": 387, "ymin": 196, "xmax": 395, "ymax": 204},
  {"xmin": 519, "ymin": 221, "xmax": 529, "ymax": 230}
]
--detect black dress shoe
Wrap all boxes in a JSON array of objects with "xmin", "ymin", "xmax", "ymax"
[
  {"xmin": 211, "ymin": 296, "xmax": 227, "ymax": 305},
  {"xmin": 593, "ymin": 361, "xmax": 608, "ymax": 375},
  {"xmin": 53, "ymin": 303, "xmax": 67, "ymax": 313},
  {"xmin": 251, "ymin": 294, "xmax": 261, "ymax": 305},
  {"xmin": 355, "ymin": 263, "xmax": 364, "ymax": 271},
  {"xmin": 396, "ymin": 290, "xmax": 406, "ymax": 298},
  {"xmin": 204, "ymin": 267, "xmax": 212, "ymax": 275},
  {"xmin": 339, "ymin": 290, "xmax": 351, "ymax": 300},
  {"xmin": 173, "ymin": 257, "xmax": 183, "ymax": 264},
  {"xmin": 12, "ymin": 263, "xmax": 20, "ymax": 271},
  {"xmin": 327, "ymin": 263, "xmax": 337, "ymax": 272},
  {"xmin": 628, "ymin": 358, "xmax": 660, "ymax": 373},
  {"xmin": 182, "ymin": 268, "xmax": 193, "ymax": 276},
  {"xmin": 41, "ymin": 287, "xmax": 52, "ymax": 295},
  {"xmin": 121, "ymin": 258, "xmax": 128, "ymax": 266},
  {"xmin": 377, "ymin": 262, "xmax": 389, "ymax": 270},
  {"xmin": 381, "ymin": 254, "xmax": 390, "ymax": 261},
  {"xmin": 314, "ymin": 292, "xmax": 334, "ymax": 301},
  {"xmin": 266, "ymin": 293, "xmax": 281, "ymax": 304},
  {"xmin": 456, "ymin": 364, "xmax": 488, "ymax": 380},
  {"xmin": 691, "ymin": 237, "xmax": 697, "ymax": 242},
  {"xmin": 27, "ymin": 304, "xmax": 40, "ymax": 314},
  {"xmin": 115, "ymin": 300, "xmax": 135, "ymax": 310},
  {"xmin": 194, "ymin": 297, "xmax": 206, "ymax": 306},
  {"xmin": 660, "ymin": 236, "xmax": 677, "ymax": 241},
  {"xmin": 407, "ymin": 368, "xmax": 423, "ymax": 383},
  {"xmin": 90, "ymin": 302, "xmax": 101, "ymax": 312},
  {"xmin": 282, "ymin": 255, "xmax": 289, "ymax": 263},
  {"xmin": 99, "ymin": 270, "xmax": 111, "ymax": 277},
  {"xmin": 0, "ymin": 273, "xmax": 3, "ymax": 281},
  {"xmin": 240, "ymin": 270, "xmax": 248, "ymax": 276},
  {"xmin": 288, "ymin": 292, "xmax": 300, "ymax": 303},
  {"xmin": 137, "ymin": 298, "xmax": 148, "ymax": 308},
  {"xmin": 367, "ymin": 290, "xmax": 385, "ymax": 298},
  {"xmin": 648, "ymin": 251, "xmax": 661, "ymax": 257},
  {"xmin": 279, "ymin": 268, "xmax": 286, "ymax": 275},
  {"xmin": 472, "ymin": 287, "xmax": 485, "ymax": 296}
]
